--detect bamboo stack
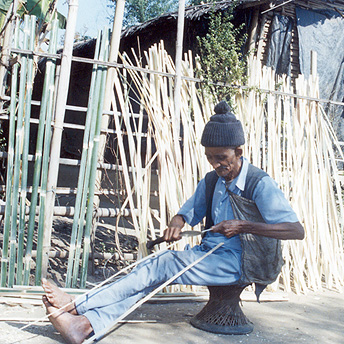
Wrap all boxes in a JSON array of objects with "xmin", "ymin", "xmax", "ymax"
[
  {"xmin": 65, "ymin": 29, "xmax": 110, "ymax": 288},
  {"xmin": 111, "ymin": 43, "xmax": 343, "ymax": 293},
  {"xmin": 236, "ymin": 57, "xmax": 344, "ymax": 292}
]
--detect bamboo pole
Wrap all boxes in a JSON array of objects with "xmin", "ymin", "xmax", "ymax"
[
  {"xmin": 0, "ymin": 19, "xmax": 19, "ymax": 287},
  {"xmin": 79, "ymin": 56, "xmax": 109, "ymax": 287},
  {"xmin": 23, "ymin": 19, "xmax": 59, "ymax": 285},
  {"xmin": 65, "ymin": 31, "xmax": 102, "ymax": 288},
  {"xmin": 41, "ymin": 0, "xmax": 79, "ymax": 281},
  {"xmin": 7, "ymin": 16, "xmax": 31, "ymax": 287},
  {"xmin": 33, "ymin": 19, "xmax": 59, "ymax": 285},
  {"xmin": 34, "ymin": 21, "xmax": 60, "ymax": 285},
  {"xmin": 16, "ymin": 15, "xmax": 36, "ymax": 285},
  {"xmin": 70, "ymin": 30, "xmax": 109, "ymax": 288},
  {"xmin": 93, "ymin": 0, "xmax": 125, "ymax": 252}
]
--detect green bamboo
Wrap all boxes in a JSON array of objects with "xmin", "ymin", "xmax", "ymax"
[
  {"xmin": 35, "ymin": 20, "xmax": 59, "ymax": 285},
  {"xmin": 80, "ymin": 40, "xmax": 109, "ymax": 288},
  {"xmin": 72, "ymin": 30, "xmax": 109, "ymax": 287},
  {"xmin": 0, "ymin": 20, "xmax": 19, "ymax": 287},
  {"xmin": 16, "ymin": 15, "xmax": 36, "ymax": 285},
  {"xmin": 23, "ymin": 19, "xmax": 59, "ymax": 285},
  {"xmin": 8, "ymin": 16, "xmax": 31, "ymax": 287},
  {"xmin": 65, "ymin": 31, "xmax": 102, "ymax": 287}
]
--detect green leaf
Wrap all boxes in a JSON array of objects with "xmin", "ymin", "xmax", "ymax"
[{"xmin": 0, "ymin": 0, "xmax": 66, "ymax": 30}]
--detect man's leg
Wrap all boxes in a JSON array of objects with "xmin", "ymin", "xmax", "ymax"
[{"xmin": 43, "ymin": 247, "xmax": 240, "ymax": 339}]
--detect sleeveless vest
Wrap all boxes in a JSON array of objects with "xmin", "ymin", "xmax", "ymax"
[{"xmin": 204, "ymin": 164, "xmax": 284, "ymax": 298}]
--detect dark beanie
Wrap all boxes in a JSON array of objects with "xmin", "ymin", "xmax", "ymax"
[{"xmin": 201, "ymin": 101, "xmax": 245, "ymax": 147}]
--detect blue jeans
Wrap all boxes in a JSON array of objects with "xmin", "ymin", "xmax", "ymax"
[{"xmin": 75, "ymin": 244, "xmax": 241, "ymax": 336}]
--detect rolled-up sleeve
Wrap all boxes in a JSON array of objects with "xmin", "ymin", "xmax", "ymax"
[{"xmin": 177, "ymin": 178, "xmax": 207, "ymax": 226}]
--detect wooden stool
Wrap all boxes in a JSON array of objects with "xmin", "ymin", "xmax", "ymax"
[{"xmin": 190, "ymin": 285, "xmax": 253, "ymax": 335}]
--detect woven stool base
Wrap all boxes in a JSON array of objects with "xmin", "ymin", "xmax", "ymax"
[{"xmin": 190, "ymin": 285, "xmax": 254, "ymax": 335}]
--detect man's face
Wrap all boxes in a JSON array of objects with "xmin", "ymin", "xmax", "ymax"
[{"xmin": 205, "ymin": 146, "xmax": 243, "ymax": 182}]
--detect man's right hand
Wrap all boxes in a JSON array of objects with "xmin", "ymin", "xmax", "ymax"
[{"xmin": 163, "ymin": 215, "xmax": 185, "ymax": 242}]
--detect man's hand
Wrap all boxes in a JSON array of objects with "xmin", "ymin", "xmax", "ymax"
[
  {"xmin": 164, "ymin": 215, "xmax": 185, "ymax": 242},
  {"xmin": 211, "ymin": 219, "xmax": 247, "ymax": 238}
]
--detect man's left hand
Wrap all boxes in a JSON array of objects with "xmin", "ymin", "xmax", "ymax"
[{"xmin": 211, "ymin": 220, "xmax": 248, "ymax": 238}]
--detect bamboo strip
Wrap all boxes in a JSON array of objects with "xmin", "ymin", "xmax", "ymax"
[
  {"xmin": 0, "ymin": 19, "xmax": 19, "ymax": 287},
  {"xmin": 84, "ymin": 243, "xmax": 224, "ymax": 344}
]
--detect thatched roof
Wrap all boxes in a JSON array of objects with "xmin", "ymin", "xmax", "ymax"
[
  {"xmin": 121, "ymin": 0, "xmax": 344, "ymax": 39},
  {"xmin": 121, "ymin": 1, "xmax": 236, "ymax": 38}
]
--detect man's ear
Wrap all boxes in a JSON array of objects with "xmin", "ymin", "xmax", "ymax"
[{"xmin": 235, "ymin": 146, "xmax": 243, "ymax": 157}]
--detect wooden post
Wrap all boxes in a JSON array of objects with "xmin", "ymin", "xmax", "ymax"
[{"xmin": 41, "ymin": 0, "xmax": 79, "ymax": 280}]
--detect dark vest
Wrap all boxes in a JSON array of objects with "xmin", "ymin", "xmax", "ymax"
[
  {"xmin": 203, "ymin": 164, "xmax": 283, "ymax": 296},
  {"xmin": 204, "ymin": 164, "xmax": 268, "ymax": 229}
]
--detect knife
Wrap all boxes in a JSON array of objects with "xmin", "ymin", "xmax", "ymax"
[{"xmin": 146, "ymin": 228, "xmax": 212, "ymax": 250}]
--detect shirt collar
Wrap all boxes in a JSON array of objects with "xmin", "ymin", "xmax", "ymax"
[{"xmin": 236, "ymin": 157, "xmax": 248, "ymax": 191}]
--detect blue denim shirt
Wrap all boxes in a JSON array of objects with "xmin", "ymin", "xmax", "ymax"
[{"xmin": 178, "ymin": 158, "xmax": 299, "ymax": 252}]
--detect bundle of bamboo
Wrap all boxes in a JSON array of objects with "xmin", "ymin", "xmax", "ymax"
[
  {"xmin": 110, "ymin": 43, "xmax": 344, "ymax": 293},
  {"xmin": 236, "ymin": 56, "xmax": 344, "ymax": 292},
  {"xmin": 65, "ymin": 29, "xmax": 110, "ymax": 288}
]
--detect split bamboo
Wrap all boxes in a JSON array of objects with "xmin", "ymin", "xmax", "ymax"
[
  {"xmin": 110, "ymin": 43, "xmax": 344, "ymax": 294},
  {"xmin": 0, "ymin": 19, "xmax": 19, "ymax": 287}
]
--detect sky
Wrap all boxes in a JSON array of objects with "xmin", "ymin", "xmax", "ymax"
[{"xmin": 57, "ymin": 0, "xmax": 113, "ymax": 39}]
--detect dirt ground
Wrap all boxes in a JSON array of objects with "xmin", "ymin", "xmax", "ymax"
[{"xmin": 0, "ymin": 289, "xmax": 343, "ymax": 344}]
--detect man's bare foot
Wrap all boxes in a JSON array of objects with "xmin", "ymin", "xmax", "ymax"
[
  {"xmin": 42, "ymin": 278, "xmax": 77, "ymax": 315},
  {"xmin": 43, "ymin": 296, "xmax": 92, "ymax": 344}
]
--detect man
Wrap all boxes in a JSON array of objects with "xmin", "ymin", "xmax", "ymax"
[{"xmin": 42, "ymin": 101, "xmax": 304, "ymax": 344}]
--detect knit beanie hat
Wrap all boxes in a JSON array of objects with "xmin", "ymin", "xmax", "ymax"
[{"xmin": 201, "ymin": 101, "xmax": 245, "ymax": 147}]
